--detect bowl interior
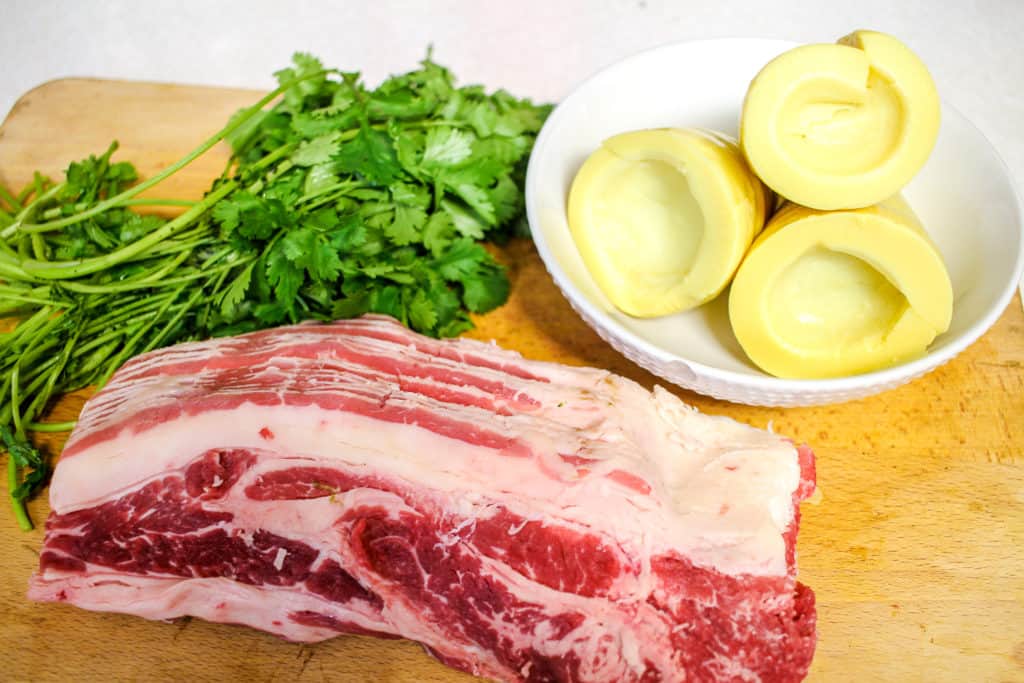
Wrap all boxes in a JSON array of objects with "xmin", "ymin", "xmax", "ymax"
[{"xmin": 526, "ymin": 38, "xmax": 1024, "ymax": 389}]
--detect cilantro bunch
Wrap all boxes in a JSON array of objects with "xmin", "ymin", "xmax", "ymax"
[{"xmin": 0, "ymin": 53, "xmax": 550, "ymax": 528}]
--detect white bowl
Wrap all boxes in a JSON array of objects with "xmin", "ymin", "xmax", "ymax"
[{"xmin": 525, "ymin": 38, "xmax": 1024, "ymax": 406}]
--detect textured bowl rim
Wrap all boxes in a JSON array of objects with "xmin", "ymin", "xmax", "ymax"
[{"xmin": 525, "ymin": 37, "xmax": 1024, "ymax": 398}]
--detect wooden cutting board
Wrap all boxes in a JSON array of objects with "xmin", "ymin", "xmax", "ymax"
[{"xmin": 1, "ymin": 78, "xmax": 1022, "ymax": 683}]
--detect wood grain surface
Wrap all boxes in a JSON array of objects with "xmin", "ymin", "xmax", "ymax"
[{"xmin": 1, "ymin": 79, "xmax": 1022, "ymax": 683}]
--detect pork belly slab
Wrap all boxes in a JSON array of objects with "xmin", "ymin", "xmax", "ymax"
[{"xmin": 29, "ymin": 314, "xmax": 817, "ymax": 682}]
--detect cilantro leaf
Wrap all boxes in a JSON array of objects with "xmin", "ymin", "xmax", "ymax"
[
  {"xmin": 384, "ymin": 182, "xmax": 430, "ymax": 246},
  {"xmin": 59, "ymin": 142, "xmax": 137, "ymax": 205},
  {"xmin": 117, "ymin": 213, "xmax": 164, "ymax": 244},
  {"xmin": 211, "ymin": 197, "xmax": 241, "ymax": 235},
  {"xmin": 368, "ymin": 88, "xmax": 435, "ymax": 119},
  {"xmin": 290, "ymin": 107, "xmax": 359, "ymax": 138},
  {"xmin": 462, "ymin": 101, "xmax": 500, "ymax": 137},
  {"xmin": 407, "ymin": 288, "xmax": 438, "ymax": 331},
  {"xmin": 263, "ymin": 169, "xmax": 304, "ymax": 205},
  {"xmin": 427, "ymin": 238, "xmax": 509, "ymax": 313},
  {"xmin": 219, "ymin": 262, "xmax": 254, "ymax": 316},
  {"xmin": 440, "ymin": 155, "xmax": 506, "ymax": 190},
  {"xmin": 422, "ymin": 211, "xmax": 457, "ymax": 256},
  {"xmin": 291, "ymin": 134, "xmax": 341, "ymax": 166},
  {"xmin": 387, "ymin": 204, "xmax": 427, "ymax": 246},
  {"xmin": 327, "ymin": 215, "xmax": 368, "ymax": 252},
  {"xmin": 303, "ymin": 162, "xmax": 341, "ymax": 196},
  {"xmin": 390, "ymin": 180, "xmax": 430, "ymax": 209},
  {"xmin": 421, "ymin": 127, "xmax": 474, "ymax": 169},
  {"xmin": 275, "ymin": 52, "xmax": 329, "ymax": 111},
  {"xmin": 394, "ymin": 129, "xmax": 425, "ymax": 175},
  {"xmin": 488, "ymin": 175, "xmax": 522, "ymax": 225},
  {"xmin": 336, "ymin": 124, "xmax": 402, "ymax": 186},
  {"xmin": 433, "ymin": 237, "xmax": 491, "ymax": 281},
  {"xmin": 1, "ymin": 426, "xmax": 42, "ymax": 471},
  {"xmin": 0, "ymin": 426, "xmax": 49, "ymax": 503},
  {"xmin": 306, "ymin": 206, "xmax": 340, "ymax": 230},
  {"xmin": 253, "ymin": 301, "xmax": 290, "ymax": 325},
  {"xmin": 442, "ymin": 199, "xmax": 488, "ymax": 239},
  {"xmin": 332, "ymin": 290, "xmax": 371, "ymax": 320},
  {"xmin": 280, "ymin": 226, "xmax": 317, "ymax": 262},
  {"xmin": 265, "ymin": 242, "xmax": 304, "ymax": 308},
  {"xmin": 462, "ymin": 262, "xmax": 509, "ymax": 313},
  {"xmin": 369, "ymin": 285, "xmax": 404, "ymax": 321},
  {"xmin": 280, "ymin": 226, "xmax": 343, "ymax": 281},
  {"xmin": 472, "ymin": 135, "xmax": 529, "ymax": 165},
  {"xmin": 310, "ymin": 239, "xmax": 344, "ymax": 282},
  {"xmin": 449, "ymin": 183, "xmax": 495, "ymax": 225},
  {"xmin": 213, "ymin": 192, "xmax": 288, "ymax": 240}
]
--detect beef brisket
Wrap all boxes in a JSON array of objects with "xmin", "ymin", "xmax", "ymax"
[{"xmin": 29, "ymin": 315, "xmax": 817, "ymax": 682}]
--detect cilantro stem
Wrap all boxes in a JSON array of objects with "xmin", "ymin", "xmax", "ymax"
[
  {"xmin": 136, "ymin": 230, "xmax": 215, "ymax": 259},
  {"xmin": 143, "ymin": 285, "xmax": 207, "ymax": 352},
  {"xmin": 246, "ymin": 157, "xmax": 301, "ymax": 195},
  {"xmin": 21, "ymin": 179, "xmax": 237, "ymax": 279},
  {"xmin": 10, "ymin": 358, "xmax": 60, "ymax": 418},
  {"xmin": 10, "ymin": 364, "xmax": 25, "ymax": 441},
  {"xmin": 297, "ymin": 179, "xmax": 363, "ymax": 207},
  {"xmin": 1, "ymin": 306, "xmax": 52, "ymax": 346},
  {"xmin": 15, "ymin": 237, "xmax": 31, "ymax": 261},
  {"xmin": 65, "ymin": 339, "xmax": 121, "ymax": 387},
  {"xmin": 6, "ymin": 316, "xmax": 66, "ymax": 381},
  {"xmin": 0, "ymin": 234, "xmax": 17, "ymax": 257},
  {"xmin": 122, "ymin": 198, "xmax": 197, "ymax": 207},
  {"xmin": 15, "ymin": 72, "xmax": 326, "ymax": 236},
  {"xmin": 23, "ymin": 326, "xmax": 80, "ymax": 426},
  {"xmin": 98, "ymin": 285, "xmax": 186, "ymax": 386},
  {"xmin": 71, "ymin": 321, "xmax": 145, "ymax": 359},
  {"xmin": 0, "ymin": 283, "xmax": 51, "ymax": 295},
  {"xmin": 30, "ymin": 233, "xmax": 47, "ymax": 261},
  {"xmin": 196, "ymin": 254, "xmax": 235, "ymax": 328},
  {"xmin": 0, "ymin": 358, "xmax": 58, "ymax": 428},
  {"xmin": 244, "ymin": 142, "xmax": 297, "ymax": 175},
  {"xmin": 7, "ymin": 455, "xmax": 31, "ymax": 532},
  {"xmin": 79, "ymin": 293, "xmax": 175, "ymax": 333},
  {"xmin": 62, "ymin": 267, "xmax": 214, "ymax": 293},
  {"xmin": 0, "ymin": 183, "xmax": 64, "ymax": 240},
  {"xmin": 15, "ymin": 184, "xmax": 34, "ymax": 205},
  {"xmin": 32, "ymin": 172, "xmax": 48, "ymax": 202},
  {"xmin": 26, "ymin": 421, "xmax": 76, "ymax": 432},
  {"xmin": 0, "ymin": 183, "xmax": 22, "ymax": 212},
  {"xmin": 38, "ymin": 197, "xmax": 196, "ymax": 221},
  {"xmin": 0, "ymin": 308, "xmax": 63, "ymax": 373},
  {"xmin": 55, "ymin": 253, "xmax": 190, "ymax": 293},
  {"xmin": 0, "ymin": 293, "xmax": 68, "ymax": 312},
  {"xmin": 0, "ymin": 257, "xmax": 33, "ymax": 281}
]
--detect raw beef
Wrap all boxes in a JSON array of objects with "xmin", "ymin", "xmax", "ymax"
[{"xmin": 29, "ymin": 314, "xmax": 817, "ymax": 682}]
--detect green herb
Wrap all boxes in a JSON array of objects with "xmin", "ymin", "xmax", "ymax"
[{"xmin": 0, "ymin": 53, "xmax": 550, "ymax": 528}]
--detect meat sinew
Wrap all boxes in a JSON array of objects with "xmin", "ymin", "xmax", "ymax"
[{"xmin": 28, "ymin": 314, "xmax": 817, "ymax": 682}]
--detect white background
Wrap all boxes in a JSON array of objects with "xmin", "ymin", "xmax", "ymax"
[{"xmin": 1, "ymin": 0, "xmax": 1022, "ymax": 295}]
